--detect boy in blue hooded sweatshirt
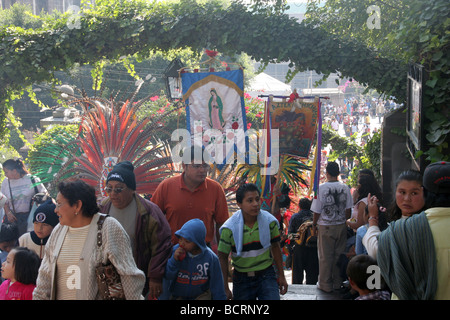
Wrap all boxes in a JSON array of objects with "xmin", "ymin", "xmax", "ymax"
[{"xmin": 160, "ymin": 218, "xmax": 226, "ymax": 300}]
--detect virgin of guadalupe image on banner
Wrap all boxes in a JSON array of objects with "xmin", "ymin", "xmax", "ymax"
[
  {"xmin": 181, "ymin": 69, "xmax": 248, "ymax": 165},
  {"xmin": 268, "ymin": 97, "xmax": 319, "ymax": 158}
]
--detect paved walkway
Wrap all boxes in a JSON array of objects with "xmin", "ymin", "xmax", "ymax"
[
  {"xmin": 281, "ymin": 284, "xmax": 343, "ymax": 300},
  {"xmin": 226, "ymin": 269, "xmax": 349, "ymax": 300},
  {"xmin": 281, "ymin": 270, "xmax": 345, "ymax": 300}
]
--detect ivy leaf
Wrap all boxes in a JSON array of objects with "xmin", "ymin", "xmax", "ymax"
[
  {"xmin": 432, "ymin": 51, "xmax": 443, "ymax": 61},
  {"xmin": 419, "ymin": 34, "xmax": 430, "ymax": 42},
  {"xmin": 426, "ymin": 78, "xmax": 438, "ymax": 88}
]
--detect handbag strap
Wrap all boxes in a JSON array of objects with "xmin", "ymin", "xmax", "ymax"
[
  {"xmin": 8, "ymin": 179, "xmax": 16, "ymax": 214},
  {"xmin": 97, "ymin": 214, "xmax": 109, "ymax": 247},
  {"xmin": 30, "ymin": 176, "xmax": 39, "ymax": 195}
]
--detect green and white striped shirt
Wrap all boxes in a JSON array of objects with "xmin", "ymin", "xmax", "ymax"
[{"xmin": 218, "ymin": 220, "xmax": 280, "ymax": 272}]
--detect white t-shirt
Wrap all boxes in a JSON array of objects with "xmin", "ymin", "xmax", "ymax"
[
  {"xmin": 331, "ymin": 120, "xmax": 339, "ymax": 130},
  {"xmin": 351, "ymin": 197, "xmax": 368, "ymax": 221},
  {"xmin": 1, "ymin": 175, "xmax": 47, "ymax": 213},
  {"xmin": 311, "ymin": 181, "xmax": 353, "ymax": 225}
]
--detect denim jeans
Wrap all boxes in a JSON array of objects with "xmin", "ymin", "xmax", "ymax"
[{"xmin": 232, "ymin": 265, "xmax": 280, "ymax": 300}]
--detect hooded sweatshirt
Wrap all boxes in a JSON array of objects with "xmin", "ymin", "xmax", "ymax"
[{"xmin": 160, "ymin": 219, "xmax": 226, "ymax": 300}]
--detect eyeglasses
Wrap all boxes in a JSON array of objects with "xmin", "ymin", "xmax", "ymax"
[
  {"xmin": 55, "ymin": 202, "xmax": 66, "ymax": 209},
  {"xmin": 190, "ymin": 164, "xmax": 210, "ymax": 169},
  {"xmin": 105, "ymin": 186, "xmax": 126, "ymax": 194}
]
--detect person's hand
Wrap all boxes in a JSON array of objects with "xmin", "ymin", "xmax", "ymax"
[
  {"xmin": 225, "ymin": 286, "xmax": 233, "ymax": 300},
  {"xmin": 147, "ymin": 279, "xmax": 163, "ymax": 300},
  {"xmin": 367, "ymin": 193, "xmax": 379, "ymax": 218},
  {"xmin": 174, "ymin": 247, "xmax": 186, "ymax": 261},
  {"xmin": 278, "ymin": 275, "xmax": 288, "ymax": 295},
  {"xmin": 367, "ymin": 193, "xmax": 379, "ymax": 226},
  {"xmin": 273, "ymin": 183, "xmax": 281, "ymax": 197}
]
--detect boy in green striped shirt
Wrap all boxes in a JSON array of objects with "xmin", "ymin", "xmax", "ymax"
[{"xmin": 218, "ymin": 183, "xmax": 288, "ymax": 300}]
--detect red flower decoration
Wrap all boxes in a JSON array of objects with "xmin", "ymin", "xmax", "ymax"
[
  {"xmin": 232, "ymin": 122, "xmax": 239, "ymax": 129},
  {"xmin": 205, "ymin": 50, "xmax": 218, "ymax": 57}
]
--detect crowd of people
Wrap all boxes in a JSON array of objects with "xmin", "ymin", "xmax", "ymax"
[
  {"xmin": 0, "ymin": 147, "xmax": 448, "ymax": 300},
  {"xmin": 286, "ymin": 161, "xmax": 449, "ymax": 300},
  {"xmin": 322, "ymin": 96, "xmax": 400, "ymax": 141}
]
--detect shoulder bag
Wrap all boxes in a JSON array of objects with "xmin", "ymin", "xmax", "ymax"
[{"xmin": 95, "ymin": 214, "xmax": 125, "ymax": 300}]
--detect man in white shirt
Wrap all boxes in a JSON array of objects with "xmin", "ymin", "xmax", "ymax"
[
  {"xmin": 311, "ymin": 162, "xmax": 353, "ymax": 293},
  {"xmin": 331, "ymin": 117, "xmax": 339, "ymax": 131}
]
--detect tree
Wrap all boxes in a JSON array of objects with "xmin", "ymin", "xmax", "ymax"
[
  {"xmin": 0, "ymin": 0, "xmax": 407, "ymax": 138},
  {"xmin": 304, "ymin": 0, "xmax": 450, "ymax": 162},
  {"xmin": 1, "ymin": 0, "xmax": 446, "ymax": 161}
]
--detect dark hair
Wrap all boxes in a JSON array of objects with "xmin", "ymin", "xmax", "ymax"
[
  {"xmin": 346, "ymin": 254, "xmax": 378, "ymax": 291},
  {"xmin": 359, "ymin": 168, "xmax": 375, "ymax": 178},
  {"xmin": 57, "ymin": 179, "xmax": 99, "ymax": 217},
  {"xmin": 182, "ymin": 145, "xmax": 211, "ymax": 164},
  {"xmin": 425, "ymin": 192, "xmax": 450, "ymax": 208},
  {"xmin": 364, "ymin": 204, "xmax": 388, "ymax": 231},
  {"xmin": 0, "ymin": 223, "xmax": 19, "ymax": 243},
  {"xmin": 298, "ymin": 198, "xmax": 312, "ymax": 210},
  {"xmin": 2, "ymin": 159, "xmax": 29, "ymax": 176},
  {"xmin": 357, "ymin": 174, "xmax": 383, "ymax": 205},
  {"xmin": 236, "ymin": 183, "xmax": 260, "ymax": 204},
  {"xmin": 326, "ymin": 161, "xmax": 340, "ymax": 177},
  {"xmin": 12, "ymin": 247, "xmax": 41, "ymax": 285},
  {"xmin": 387, "ymin": 170, "xmax": 426, "ymax": 221},
  {"xmin": 278, "ymin": 183, "xmax": 291, "ymax": 208}
]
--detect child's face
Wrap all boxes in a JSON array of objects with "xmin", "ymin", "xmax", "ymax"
[
  {"xmin": 0, "ymin": 241, "xmax": 16, "ymax": 253},
  {"xmin": 33, "ymin": 222, "xmax": 54, "ymax": 239},
  {"xmin": 1, "ymin": 249, "xmax": 16, "ymax": 281},
  {"xmin": 395, "ymin": 180, "xmax": 425, "ymax": 216},
  {"xmin": 238, "ymin": 190, "xmax": 261, "ymax": 218},
  {"xmin": 178, "ymin": 237, "xmax": 201, "ymax": 255}
]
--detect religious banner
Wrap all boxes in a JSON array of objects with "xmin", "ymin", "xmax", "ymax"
[
  {"xmin": 181, "ymin": 69, "xmax": 248, "ymax": 164},
  {"xmin": 268, "ymin": 97, "xmax": 319, "ymax": 158}
]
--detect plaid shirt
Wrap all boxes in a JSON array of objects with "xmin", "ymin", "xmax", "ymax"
[{"xmin": 356, "ymin": 290, "xmax": 391, "ymax": 300}]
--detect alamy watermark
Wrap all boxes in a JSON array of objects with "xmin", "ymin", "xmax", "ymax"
[
  {"xmin": 366, "ymin": 5, "xmax": 381, "ymax": 30},
  {"xmin": 366, "ymin": 265, "xmax": 382, "ymax": 290}
]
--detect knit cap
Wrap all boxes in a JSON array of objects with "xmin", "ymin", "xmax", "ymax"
[
  {"xmin": 423, "ymin": 161, "xmax": 450, "ymax": 194},
  {"xmin": 106, "ymin": 161, "xmax": 136, "ymax": 190},
  {"xmin": 33, "ymin": 199, "xmax": 58, "ymax": 227}
]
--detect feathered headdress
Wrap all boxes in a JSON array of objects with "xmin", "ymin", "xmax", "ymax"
[{"xmin": 44, "ymin": 87, "xmax": 181, "ymax": 197}]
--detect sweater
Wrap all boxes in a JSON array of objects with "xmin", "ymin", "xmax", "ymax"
[
  {"xmin": 33, "ymin": 213, "xmax": 145, "ymax": 300},
  {"xmin": 0, "ymin": 280, "xmax": 35, "ymax": 300},
  {"xmin": 99, "ymin": 194, "xmax": 172, "ymax": 283},
  {"xmin": 160, "ymin": 219, "xmax": 226, "ymax": 300},
  {"xmin": 18, "ymin": 232, "xmax": 47, "ymax": 259}
]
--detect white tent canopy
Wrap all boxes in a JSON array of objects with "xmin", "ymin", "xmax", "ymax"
[{"xmin": 247, "ymin": 72, "xmax": 292, "ymax": 98}]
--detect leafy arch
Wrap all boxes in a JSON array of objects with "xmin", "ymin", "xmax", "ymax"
[{"xmin": 0, "ymin": 1, "xmax": 408, "ymax": 136}]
